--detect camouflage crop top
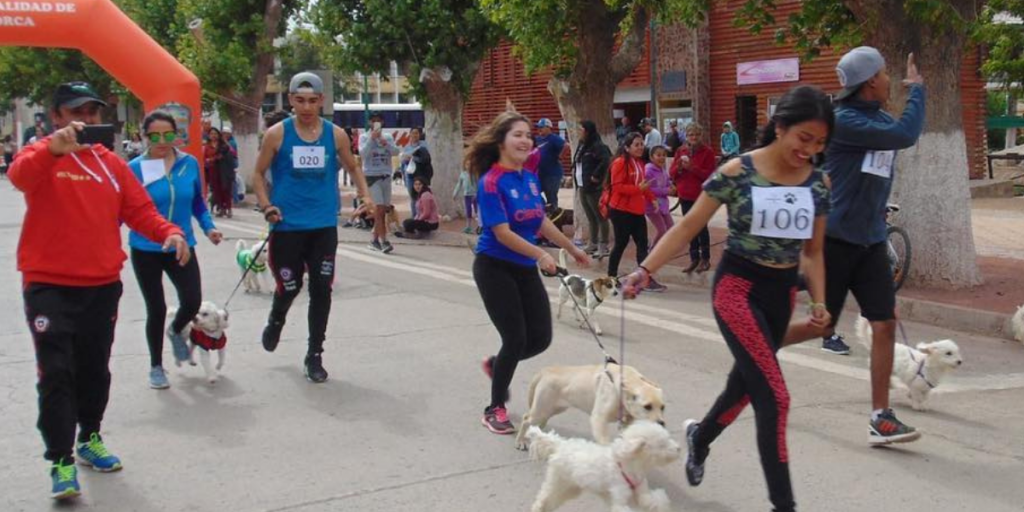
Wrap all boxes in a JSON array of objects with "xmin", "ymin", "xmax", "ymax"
[{"xmin": 702, "ymin": 154, "xmax": 830, "ymax": 266}]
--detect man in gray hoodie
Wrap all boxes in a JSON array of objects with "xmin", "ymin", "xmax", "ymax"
[{"xmin": 786, "ymin": 47, "xmax": 926, "ymax": 446}]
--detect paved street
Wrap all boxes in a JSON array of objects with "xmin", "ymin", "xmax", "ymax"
[{"xmin": 1, "ymin": 181, "xmax": 1022, "ymax": 512}]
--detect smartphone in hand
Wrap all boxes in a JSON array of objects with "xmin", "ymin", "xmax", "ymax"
[{"xmin": 76, "ymin": 124, "xmax": 116, "ymax": 150}]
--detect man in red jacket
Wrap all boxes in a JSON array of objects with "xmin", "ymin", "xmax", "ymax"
[
  {"xmin": 10, "ymin": 82, "xmax": 188, "ymax": 501},
  {"xmin": 670, "ymin": 123, "xmax": 717, "ymax": 273}
]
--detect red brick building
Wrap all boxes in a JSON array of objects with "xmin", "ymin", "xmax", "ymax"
[{"xmin": 465, "ymin": 0, "xmax": 989, "ymax": 178}]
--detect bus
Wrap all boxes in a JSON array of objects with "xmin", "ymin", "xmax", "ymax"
[{"xmin": 332, "ymin": 103, "xmax": 424, "ymax": 133}]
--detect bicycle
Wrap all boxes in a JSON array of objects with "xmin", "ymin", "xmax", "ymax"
[{"xmin": 885, "ymin": 203, "xmax": 912, "ymax": 292}]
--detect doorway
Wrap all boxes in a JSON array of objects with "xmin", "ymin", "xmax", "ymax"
[{"xmin": 735, "ymin": 96, "xmax": 758, "ymax": 152}]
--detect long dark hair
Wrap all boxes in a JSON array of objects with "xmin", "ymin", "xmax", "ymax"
[
  {"xmin": 143, "ymin": 110, "xmax": 177, "ymax": 133},
  {"xmin": 580, "ymin": 120, "xmax": 600, "ymax": 147},
  {"xmin": 615, "ymin": 131, "xmax": 644, "ymax": 159},
  {"xmin": 464, "ymin": 112, "xmax": 531, "ymax": 180},
  {"xmin": 757, "ymin": 85, "xmax": 835, "ymax": 150},
  {"xmin": 412, "ymin": 176, "xmax": 432, "ymax": 200}
]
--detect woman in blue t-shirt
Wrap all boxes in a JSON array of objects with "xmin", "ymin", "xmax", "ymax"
[
  {"xmin": 466, "ymin": 112, "xmax": 591, "ymax": 436},
  {"xmin": 129, "ymin": 111, "xmax": 223, "ymax": 390}
]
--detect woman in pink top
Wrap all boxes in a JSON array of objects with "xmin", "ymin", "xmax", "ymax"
[
  {"xmin": 397, "ymin": 177, "xmax": 439, "ymax": 238},
  {"xmin": 644, "ymin": 145, "xmax": 674, "ymax": 248}
]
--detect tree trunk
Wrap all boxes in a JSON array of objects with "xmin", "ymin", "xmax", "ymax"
[
  {"xmin": 858, "ymin": 0, "xmax": 982, "ymax": 288},
  {"xmin": 421, "ymin": 65, "xmax": 471, "ymax": 217},
  {"xmin": 228, "ymin": 0, "xmax": 282, "ymax": 193},
  {"xmin": 550, "ymin": 2, "xmax": 648, "ymax": 243}
]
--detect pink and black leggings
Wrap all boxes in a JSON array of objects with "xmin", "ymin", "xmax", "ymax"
[{"xmin": 693, "ymin": 251, "xmax": 798, "ymax": 512}]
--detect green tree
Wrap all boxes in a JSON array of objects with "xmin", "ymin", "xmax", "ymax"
[
  {"xmin": 308, "ymin": 0, "xmax": 500, "ymax": 215},
  {"xmin": 480, "ymin": 0, "xmax": 676, "ymax": 147}
]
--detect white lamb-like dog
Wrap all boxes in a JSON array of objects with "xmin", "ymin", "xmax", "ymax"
[
  {"xmin": 183, "ymin": 301, "xmax": 229, "ymax": 384},
  {"xmin": 1011, "ymin": 305, "xmax": 1024, "ymax": 343},
  {"xmin": 526, "ymin": 420, "xmax": 680, "ymax": 512},
  {"xmin": 856, "ymin": 316, "xmax": 963, "ymax": 410}
]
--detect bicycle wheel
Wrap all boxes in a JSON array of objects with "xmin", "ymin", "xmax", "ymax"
[{"xmin": 886, "ymin": 225, "xmax": 911, "ymax": 292}]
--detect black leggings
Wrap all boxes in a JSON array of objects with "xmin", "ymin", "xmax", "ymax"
[
  {"xmin": 473, "ymin": 254, "xmax": 552, "ymax": 408},
  {"xmin": 680, "ymin": 199, "xmax": 711, "ymax": 261},
  {"xmin": 131, "ymin": 248, "xmax": 202, "ymax": 368},
  {"xmin": 694, "ymin": 252, "xmax": 798, "ymax": 512},
  {"xmin": 607, "ymin": 208, "xmax": 649, "ymax": 277},
  {"xmin": 268, "ymin": 227, "xmax": 338, "ymax": 355}
]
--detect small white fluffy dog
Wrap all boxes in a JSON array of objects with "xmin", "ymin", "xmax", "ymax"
[
  {"xmin": 556, "ymin": 249, "xmax": 618, "ymax": 336},
  {"xmin": 516, "ymin": 364, "xmax": 666, "ymax": 450},
  {"xmin": 526, "ymin": 420, "xmax": 680, "ymax": 512},
  {"xmin": 856, "ymin": 316, "xmax": 963, "ymax": 410},
  {"xmin": 1011, "ymin": 305, "xmax": 1024, "ymax": 343},
  {"xmin": 184, "ymin": 301, "xmax": 229, "ymax": 384},
  {"xmin": 236, "ymin": 239, "xmax": 271, "ymax": 293}
]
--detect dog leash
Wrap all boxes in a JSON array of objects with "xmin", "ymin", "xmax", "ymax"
[
  {"xmin": 542, "ymin": 264, "xmax": 627, "ymax": 429},
  {"xmin": 541, "ymin": 265, "xmax": 618, "ymax": 367},
  {"xmin": 223, "ymin": 226, "xmax": 275, "ymax": 310},
  {"xmin": 896, "ymin": 318, "xmax": 935, "ymax": 389}
]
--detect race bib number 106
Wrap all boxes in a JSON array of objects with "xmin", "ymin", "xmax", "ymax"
[
  {"xmin": 751, "ymin": 186, "xmax": 815, "ymax": 240},
  {"xmin": 293, "ymin": 146, "xmax": 326, "ymax": 169}
]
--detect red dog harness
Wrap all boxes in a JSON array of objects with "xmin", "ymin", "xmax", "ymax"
[{"xmin": 190, "ymin": 330, "xmax": 227, "ymax": 351}]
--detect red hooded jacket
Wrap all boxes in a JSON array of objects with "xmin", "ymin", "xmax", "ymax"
[
  {"xmin": 10, "ymin": 137, "xmax": 184, "ymax": 287},
  {"xmin": 608, "ymin": 155, "xmax": 654, "ymax": 215}
]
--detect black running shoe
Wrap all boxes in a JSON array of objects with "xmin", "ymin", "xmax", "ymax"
[
  {"xmin": 684, "ymin": 419, "xmax": 709, "ymax": 486},
  {"xmin": 304, "ymin": 353, "xmax": 329, "ymax": 383},
  {"xmin": 821, "ymin": 334, "xmax": 851, "ymax": 355},
  {"xmin": 262, "ymin": 319, "xmax": 285, "ymax": 352},
  {"xmin": 381, "ymin": 240, "xmax": 394, "ymax": 254}
]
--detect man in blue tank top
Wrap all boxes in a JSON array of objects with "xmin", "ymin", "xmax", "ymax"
[{"xmin": 252, "ymin": 72, "xmax": 372, "ymax": 383}]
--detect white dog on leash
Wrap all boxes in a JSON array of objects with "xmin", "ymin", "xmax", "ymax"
[
  {"xmin": 185, "ymin": 301, "xmax": 229, "ymax": 384},
  {"xmin": 526, "ymin": 420, "xmax": 680, "ymax": 512},
  {"xmin": 236, "ymin": 239, "xmax": 271, "ymax": 293},
  {"xmin": 855, "ymin": 316, "xmax": 963, "ymax": 410},
  {"xmin": 555, "ymin": 249, "xmax": 618, "ymax": 336}
]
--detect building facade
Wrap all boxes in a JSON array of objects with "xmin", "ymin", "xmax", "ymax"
[{"xmin": 465, "ymin": 1, "xmax": 989, "ymax": 178}]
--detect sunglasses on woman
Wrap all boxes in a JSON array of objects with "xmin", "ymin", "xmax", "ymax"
[{"xmin": 147, "ymin": 131, "xmax": 177, "ymax": 144}]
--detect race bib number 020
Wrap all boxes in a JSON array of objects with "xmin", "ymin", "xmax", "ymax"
[
  {"xmin": 751, "ymin": 186, "xmax": 815, "ymax": 240},
  {"xmin": 293, "ymin": 146, "xmax": 326, "ymax": 169},
  {"xmin": 861, "ymin": 150, "xmax": 895, "ymax": 179}
]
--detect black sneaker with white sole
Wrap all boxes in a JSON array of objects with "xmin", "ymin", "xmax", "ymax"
[
  {"xmin": 684, "ymin": 419, "xmax": 709, "ymax": 486},
  {"xmin": 821, "ymin": 334, "xmax": 851, "ymax": 355},
  {"xmin": 304, "ymin": 353, "xmax": 329, "ymax": 383},
  {"xmin": 381, "ymin": 240, "xmax": 394, "ymax": 254},
  {"xmin": 868, "ymin": 409, "xmax": 921, "ymax": 446},
  {"xmin": 368, "ymin": 240, "xmax": 382, "ymax": 252}
]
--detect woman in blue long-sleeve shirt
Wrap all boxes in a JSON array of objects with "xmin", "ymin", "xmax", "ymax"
[{"xmin": 128, "ymin": 111, "xmax": 223, "ymax": 390}]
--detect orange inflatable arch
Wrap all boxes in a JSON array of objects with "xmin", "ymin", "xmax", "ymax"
[{"xmin": 0, "ymin": 0, "xmax": 203, "ymax": 167}]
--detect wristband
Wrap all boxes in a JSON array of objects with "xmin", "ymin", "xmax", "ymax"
[{"xmin": 807, "ymin": 301, "xmax": 827, "ymax": 314}]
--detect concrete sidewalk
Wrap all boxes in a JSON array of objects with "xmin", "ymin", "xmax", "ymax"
[{"xmin": 331, "ymin": 185, "xmax": 1024, "ymax": 341}]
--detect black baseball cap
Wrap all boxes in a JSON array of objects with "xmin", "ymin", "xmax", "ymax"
[{"xmin": 53, "ymin": 82, "xmax": 107, "ymax": 111}]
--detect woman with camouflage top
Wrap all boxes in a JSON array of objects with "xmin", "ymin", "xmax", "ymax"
[{"xmin": 621, "ymin": 85, "xmax": 834, "ymax": 512}]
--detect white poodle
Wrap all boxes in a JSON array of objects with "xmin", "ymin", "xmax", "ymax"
[
  {"xmin": 526, "ymin": 420, "xmax": 680, "ymax": 512},
  {"xmin": 856, "ymin": 316, "xmax": 963, "ymax": 410},
  {"xmin": 186, "ymin": 301, "xmax": 229, "ymax": 384}
]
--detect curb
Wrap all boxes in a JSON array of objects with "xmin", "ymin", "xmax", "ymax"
[{"xmin": 649, "ymin": 262, "xmax": 1018, "ymax": 342}]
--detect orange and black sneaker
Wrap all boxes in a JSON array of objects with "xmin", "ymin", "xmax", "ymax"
[{"xmin": 868, "ymin": 409, "xmax": 921, "ymax": 446}]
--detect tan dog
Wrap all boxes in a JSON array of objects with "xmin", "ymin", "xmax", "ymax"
[
  {"xmin": 556, "ymin": 249, "xmax": 618, "ymax": 336},
  {"xmin": 515, "ymin": 364, "xmax": 666, "ymax": 450}
]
